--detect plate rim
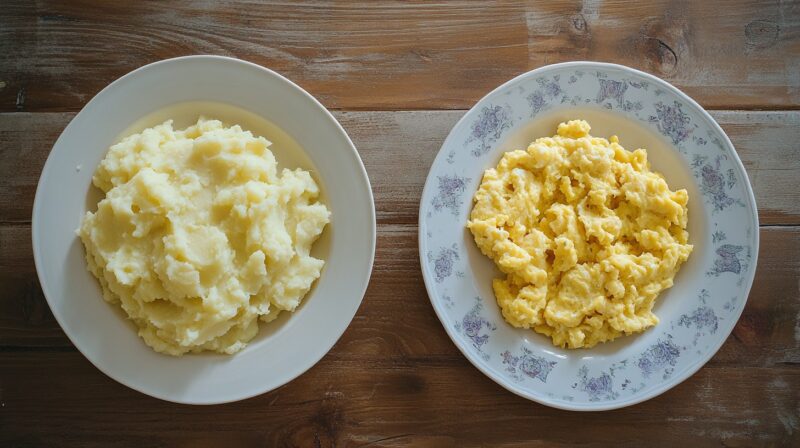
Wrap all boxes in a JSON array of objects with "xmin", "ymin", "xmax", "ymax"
[
  {"xmin": 418, "ymin": 60, "xmax": 759, "ymax": 411},
  {"xmin": 31, "ymin": 55, "xmax": 377, "ymax": 405}
]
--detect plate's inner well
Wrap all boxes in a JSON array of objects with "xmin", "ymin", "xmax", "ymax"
[{"xmin": 464, "ymin": 107, "xmax": 708, "ymax": 357}]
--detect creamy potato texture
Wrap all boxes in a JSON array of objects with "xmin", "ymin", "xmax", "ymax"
[
  {"xmin": 467, "ymin": 120, "xmax": 692, "ymax": 349},
  {"xmin": 79, "ymin": 118, "xmax": 329, "ymax": 355}
]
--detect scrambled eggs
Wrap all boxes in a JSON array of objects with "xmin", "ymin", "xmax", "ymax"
[
  {"xmin": 79, "ymin": 118, "xmax": 330, "ymax": 355},
  {"xmin": 467, "ymin": 120, "xmax": 692, "ymax": 349}
]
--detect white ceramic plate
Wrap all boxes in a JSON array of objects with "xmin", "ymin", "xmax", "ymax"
[
  {"xmin": 32, "ymin": 56, "xmax": 376, "ymax": 404},
  {"xmin": 419, "ymin": 62, "xmax": 758, "ymax": 411}
]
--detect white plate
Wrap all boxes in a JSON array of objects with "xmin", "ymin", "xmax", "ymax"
[
  {"xmin": 32, "ymin": 56, "xmax": 376, "ymax": 404},
  {"xmin": 419, "ymin": 62, "xmax": 758, "ymax": 411}
]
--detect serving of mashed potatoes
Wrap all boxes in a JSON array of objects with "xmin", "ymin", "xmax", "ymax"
[
  {"xmin": 79, "ymin": 118, "xmax": 330, "ymax": 356},
  {"xmin": 467, "ymin": 120, "xmax": 692, "ymax": 349}
]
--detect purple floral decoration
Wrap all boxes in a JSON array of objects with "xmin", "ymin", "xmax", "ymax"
[
  {"xmin": 691, "ymin": 154, "xmax": 744, "ymax": 212},
  {"xmin": 679, "ymin": 306, "xmax": 720, "ymax": 346},
  {"xmin": 501, "ymin": 348, "xmax": 557, "ymax": 383},
  {"xmin": 649, "ymin": 101, "xmax": 693, "ymax": 145},
  {"xmin": 466, "ymin": 104, "xmax": 513, "ymax": 156},
  {"xmin": 429, "ymin": 244, "xmax": 459, "ymax": 283},
  {"xmin": 637, "ymin": 337, "xmax": 681, "ymax": 379},
  {"xmin": 701, "ymin": 164, "xmax": 735, "ymax": 209},
  {"xmin": 723, "ymin": 296, "xmax": 739, "ymax": 312},
  {"xmin": 563, "ymin": 94, "xmax": 585, "ymax": 106},
  {"xmin": 455, "ymin": 299, "xmax": 496, "ymax": 356},
  {"xmin": 442, "ymin": 294, "xmax": 455, "ymax": 309},
  {"xmin": 540, "ymin": 75, "xmax": 563, "ymax": 97},
  {"xmin": 709, "ymin": 244, "xmax": 745, "ymax": 276},
  {"xmin": 527, "ymin": 75, "xmax": 563, "ymax": 116},
  {"xmin": 528, "ymin": 92, "xmax": 547, "ymax": 114},
  {"xmin": 706, "ymin": 231, "xmax": 749, "ymax": 277},
  {"xmin": 431, "ymin": 174, "xmax": 469, "ymax": 216},
  {"xmin": 575, "ymin": 366, "xmax": 617, "ymax": 401},
  {"xmin": 622, "ymin": 100, "xmax": 644, "ymax": 113},
  {"xmin": 596, "ymin": 78, "xmax": 628, "ymax": 108}
]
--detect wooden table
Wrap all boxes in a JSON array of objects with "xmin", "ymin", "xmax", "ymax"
[{"xmin": 1, "ymin": 1, "xmax": 798, "ymax": 446}]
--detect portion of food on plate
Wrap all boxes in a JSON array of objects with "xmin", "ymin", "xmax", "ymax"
[
  {"xmin": 467, "ymin": 119, "xmax": 692, "ymax": 349},
  {"xmin": 79, "ymin": 117, "xmax": 330, "ymax": 356}
]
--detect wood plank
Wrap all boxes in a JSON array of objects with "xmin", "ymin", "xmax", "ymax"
[
  {"xmin": 713, "ymin": 111, "xmax": 800, "ymax": 225},
  {"xmin": 0, "ymin": 351, "xmax": 797, "ymax": 447},
  {"xmin": 2, "ymin": 224, "xmax": 798, "ymax": 373},
  {"xmin": 1, "ymin": 0, "xmax": 798, "ymax": 112},
  {"xmin": 0, "ymin": 114, "xmax": 67, "ymax": 223},
  {"xmin": 1, "ymin": 111, "xmax": 798, "ymax": 225}
]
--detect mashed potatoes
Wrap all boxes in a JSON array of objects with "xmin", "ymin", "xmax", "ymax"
[
  {"xmin": 467, "ymin": 120, "xmax": 692, "ymax": 349},
  {"xmin": 79, "ymin": 118, "xmax": 329, "ymax": 355}
]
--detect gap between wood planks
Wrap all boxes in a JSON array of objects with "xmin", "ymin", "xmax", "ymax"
[
  {"xmin": 2, "ymin": 0, "xmax": 799, "ymax": 113},
  {"xmin": 0, "ymin": 110, "xmax": 798, "ymax": 359},
  {"xmin": 1, "ymin": 224, "xmax": 798, "ymax": 373},
  {"xmin": 1, "ymin": 109, "xmax": 799, "ymax": 226}
]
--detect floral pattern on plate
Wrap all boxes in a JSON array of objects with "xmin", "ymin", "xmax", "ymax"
[{"xmin": 419, "ymin": 62, "xmax": 758, "ymax": 410}]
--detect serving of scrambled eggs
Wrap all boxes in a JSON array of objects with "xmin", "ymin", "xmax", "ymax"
[
  {"xmin": 79, "ymin": 118, "xmax": 330, "ymax": 355},
  {"xmin": 467, "ymin": 120, "xmax": 692, "ymax": 349}
]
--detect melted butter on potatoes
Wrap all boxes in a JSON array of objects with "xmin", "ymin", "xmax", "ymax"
[
  {"xmin": 467, "ymin": 120, "xmax": 692, "ymax": 349},
  {"xmin": 79, "ymin": 118, "xmax": 329, "ymax": 356}
]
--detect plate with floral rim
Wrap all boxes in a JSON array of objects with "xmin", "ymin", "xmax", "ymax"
[{"xmin": 418, "ymin": 61, "xmax": 758, "ymax": 411}]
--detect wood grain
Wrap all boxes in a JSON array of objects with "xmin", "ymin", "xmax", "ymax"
[
  {"xmin": 1, "ymin": 110, "xmax": 799, "ymax": 225},
  {"xmin": 2, "ymin": 225, "xmax": 799, "ymax": 372},
  {"xmin": 1, "ymin": 0, "xmax": 798, "ymax": 112},
  {"xmin": 0, "ymin": 352, "xmax": 797, "ymax": 447},
  {"xmin": 2, "ymin": 1, "xmax": 799, "ymax": 446}
]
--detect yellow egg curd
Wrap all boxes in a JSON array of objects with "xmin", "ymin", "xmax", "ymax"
[{"xmin": 467, "ymin": 120, "xmax": 692, "ymax": 349}]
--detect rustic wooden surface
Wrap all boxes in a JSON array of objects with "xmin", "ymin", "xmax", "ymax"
[{"xmin": 1, "ymin": 1, "xmax": 799, "ymax": 447}]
